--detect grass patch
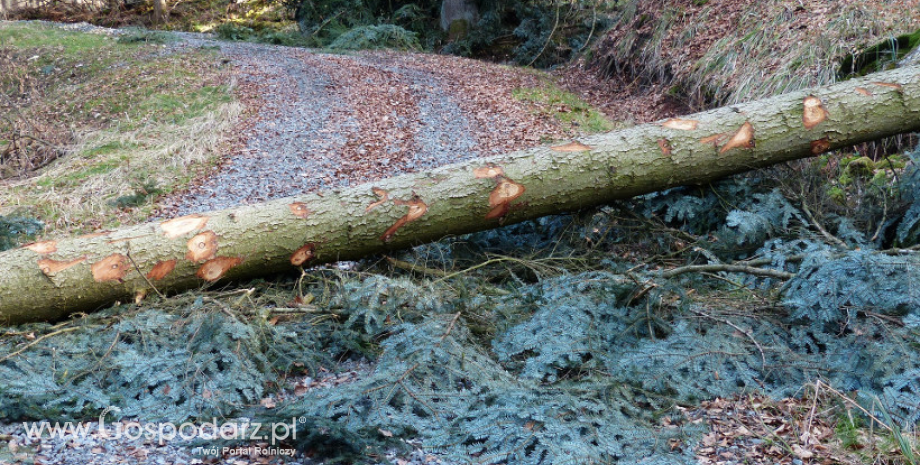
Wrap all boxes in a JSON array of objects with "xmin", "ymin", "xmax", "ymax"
[
  {"xmin": 137, "ymin": 85, "xmax": 234, "ymax": 125},
  {"xmin": 58, "ymin": 160, "xmax": 122, "ymax": 185},
  {"xmin": 0, "ymin": 22, "xmax": 110, "ymax": 52},
  {"xmin": 823, "ymin": 392, "xmax": 920, "ymax": 465},
  {"xmin": 839, "ymin": 28, "xmax": 920, "ymax": 77},
  {"xmin": 82, "ymin": 141, "xmax": 140, "ymax": 158},
  {"xmin": 512, "ymin": 84, "xmax": 616, "ymax": 135},
  {"xmin": 115, "ymin": 28, "xmax": 178, "ymax": 44},
  {"xmin": 0, "ymin": 22, "xmax": 239, "ymax": 235}
]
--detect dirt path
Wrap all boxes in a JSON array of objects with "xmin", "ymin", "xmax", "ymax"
[{"xmin": 152, "ymin": 38, "xmax": 609, "ymax": 217}]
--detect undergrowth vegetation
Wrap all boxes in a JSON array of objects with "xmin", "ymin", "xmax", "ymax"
[
  {"xmin": 0, "ymin": 22, "xmax": 238, "ymax": 235},
  {"xmin": 596, "ymin": 0, "xmax": 920, "ymax": 109},
  {"xmin": 2, "ymin": 143, "xmax": 920, "ymax": 463},
  {"xmin": 13, "ymin": 0, "xmax": 610, "ymax": 66},
  {"xmin": 243, "ymin": 0, "xmax": 609, "ymax": 65}
]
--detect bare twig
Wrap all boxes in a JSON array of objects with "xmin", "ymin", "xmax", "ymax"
[
  {"xmin": 527, "ymin": 1, "xmax": 561, "ymax": 67},
  {"xmin": 870, "ymin": 184, "xmax": 889, "ymax": 243},
  {"xmin": 440, "ymin": 312, "xmax": 462, "ymax": 342},
  {"xmin": 126, "ymin": 250, "xmax": 165, "ymax": 299},
  {"xmin": 802, "ymin": 202, "xmax": 849, "ymax": 249},
  {"xmin": 0, "ymin": 326, "xmax": 82, "ymax": 363},
  {"xmin": 814, "ymin": 380, "xmax": 895, "ymax": 434},
  {"xmin": 202, "ymin": 296, "xmax": 238, "ymax": 319},
  {"xmin": 386, "ymin": 256, "xmax": 449, "ymax": 278},
  {"xmin": 661, "ymin": 264, "xmax": 795, "ymax": 280},
  {"xmin": 575, "ymin": 0, "xmax": 599, "ymax": 55},
  {"xmin": 69, "ymin": 330, "xmax": 121, "ymax": 384}
]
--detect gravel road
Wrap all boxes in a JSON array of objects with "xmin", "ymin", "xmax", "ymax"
[{"xmin": 153, "ymin": 34, "xmax": 570, "ymax": 217}]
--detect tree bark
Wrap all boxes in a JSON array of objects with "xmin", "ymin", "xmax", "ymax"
[
  {"xmin": 2, "ymin": 66, "xmax": 919, "ymax": 325},
  {"xmin": 152, "ymin": 0, "xmax": 165, "ymax": 24}
]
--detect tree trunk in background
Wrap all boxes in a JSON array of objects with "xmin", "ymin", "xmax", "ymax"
[
  {"xmin": 1, "ymin": 65, "xmax": 919, "ymax": 325},
  {"xmin": 152, "ymin": 0, "xmax": 164, "ymax": 24},
  {"xmin": 440, "ymin": 0, "xmax": 478, "ymax": 35}
]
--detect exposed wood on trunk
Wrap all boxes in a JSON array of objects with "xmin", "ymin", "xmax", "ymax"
[{"xmin": 1, "ymin": 66, "xmax": 919, "ymax": 324}]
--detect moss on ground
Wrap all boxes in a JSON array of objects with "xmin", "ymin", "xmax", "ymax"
[
  {"xmin": 839, "ymin": 28, "xmax": 920, "ymax": 77},
  {"xmin": 512, "ymin": 84, "xmax": 617, "ymax": 136}
]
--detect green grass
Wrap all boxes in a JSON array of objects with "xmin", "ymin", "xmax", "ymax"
[
  {"xmin": 839, "ymin": 29, "xmax": 920, "ymax": 77},
  {"xmin": 0, "ymin": 22, "xmax": 239, "ymax": 236},
  {"xmin": 512, "ymin": 85, "xmax": 615, "ymax": 134},
  {"xmin": 832, "ymin": 406, "xmax": 920, "ymax": 465},
  {"xmin": 0, "ymin": 22, "xmax": 111, "ymax": 52},
  {"xmin": 60, "ymin": 160, "xmax": 122, "ymax": 185},
  {"xmin": 137, "ymin": 85, "xmax": 234, "ymax": 125},
  {"xmin": 82, "ymin": 141, "xmax": 140, "ymax": 158}
]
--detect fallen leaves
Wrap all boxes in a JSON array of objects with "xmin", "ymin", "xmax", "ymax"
[{"xmin": 690, "ymin": 394, "xmax": 857, "ymax": 465}]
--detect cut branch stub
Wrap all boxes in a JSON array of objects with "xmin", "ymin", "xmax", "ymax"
[
  {"xmin": 473, "ymin": 165, "xmax": 505, "ymax": 178},
  {"xmin": 290, "ymin": 243, "xmax": 316, "ymax": 266},
  {"xmin": 196, "ymin": 256, "xmax": 243, "ymax": 282},
  {"xmin": 661, "ymin": 118, "xmax": 700, "ymax": 131},
  {"xmin": 657, "ymin": 138, "xmax": 672, "ymax": 156},
  {"xmin": 186, "ymin": 230, "xmax": 219, "ymax": 262},
  {"xmin": 91, "ymin": 253, "xmax": 131, "ymax": 283},
  {"xmin": 486, "ymin": 176, "xmax": 526, "ymax": 220},
  {"xmin": 719, "ymin": 122, "xmax": 755, "ymax": 154},
  {"xmin": 160, "ymin": 214, "xmax": 209, "ymax": 239},
  {"xmin": 147, "ymin": 259, "xmax": 177, "ymax": 281},
  {"xmin": 381, "ymin": 197, "xmax": 428, "ymax": 243},
  {"xmin": 700, "ymin": 133, "xmax": 729, "ymax": 146},
  {"xmin": 38, "ymin": 257, "xmax": 86, "ymax": 276},
  {"xmin": 366, "ymin": 188, "xmax": 389, "ymax": 212},
  {"xmin": 550, "ymin": 141, "xmax": 594, "ymax": 152},
  {"xmin": 78, "ymin": 231, "xmax": 110, "ymax": 239},
  {"xmin": 811, "ymin": 137, "xmax": 831, "ymax": 154},
  {"xmin": 802, "ymin": 95, "xmax": 829, "ymax": 130},
  {"xmin": 289, "ymin": 202, "xmax": 311, "ymax": 219},
  {"xmin": 872, "ymin": 82, "xmax": 904, "ymax": 91},
  {"xmin": 24, "ymin": 241, "xmax": 57, "ymax": 254}
]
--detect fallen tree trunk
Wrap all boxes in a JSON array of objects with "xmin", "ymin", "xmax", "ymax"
[{"xmin": 2, "ymin": 66, "xmax": 919, "ymax": 324}]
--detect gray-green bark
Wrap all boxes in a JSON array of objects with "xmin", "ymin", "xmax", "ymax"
[{"xmin": 2, "ymin": 65, "xmax": 919, "ymax": 325}]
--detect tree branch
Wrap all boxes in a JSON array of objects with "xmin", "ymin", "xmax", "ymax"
[{"xmin": 660, "ymin": 264, "xmax": 795, "ymax": 280}]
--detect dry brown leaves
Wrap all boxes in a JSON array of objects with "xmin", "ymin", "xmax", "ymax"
[
  {"xmin": 371, "ymin": 50, "xmax": 565, "ymax": 152},
  {"xmin": 0, "ymin": 48, "xmax": 69, "ymax": 179},
  {"xmin": 553, "ymin": 60, "xmax": 689, "ymax": 123},
  {"xmin": 311, "ymin": 49, "xmax": 569, "ymax": 183},
  {"xmin": 167, "ymin": 46, "xmax": 600, "ymax": 210},
  {"xmin": 689, "ymin": 394, "xmax": 863, "ymax": 465}
]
